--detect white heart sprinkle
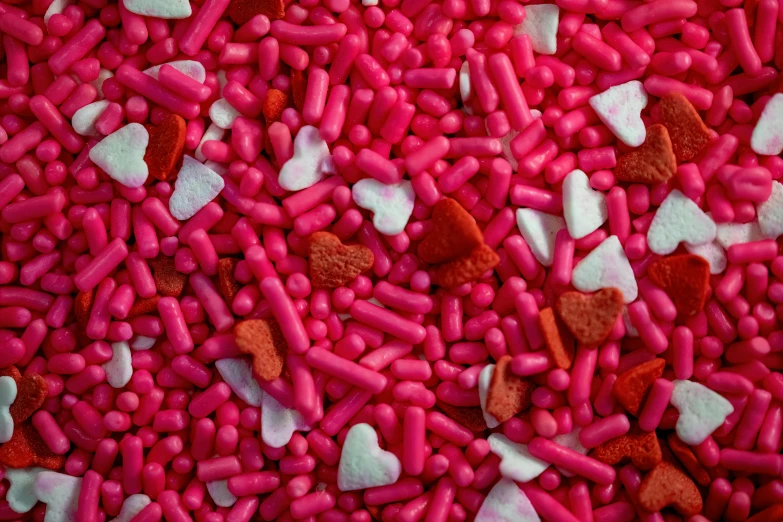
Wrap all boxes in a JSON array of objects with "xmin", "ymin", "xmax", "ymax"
[
  {"xmin": 515, "ymin": 208, "xmax": 565, "ymax": 267},
  {"xmin": 622, "ymin": 306, "xmax": 639, "ymax": 337},
  {"xmin": 337, "ymin": 423, "xmax": 402, "ymax": 492},
  {"xmin": 123, "ymin": 0, "xmax": 191, "ymax": 18},
  {"xmin": 647, "ymin": 190, "xmax": 716, "ymax": 255},
  {"xmin": 588, "ymin": 81, "xmax": 649, "ymax": 147},
  {"xmin": 460, "ymin": 62, "xmax": 471, "ymax": 102},
  {"xmin": 757, "ymin": 180, "xmax": 783, "ymax": 239},
  {"xmin": 670, "ymin": 380, "xmax": 734, "ymax": 445},
  {"xmin": 475, "ymin": 479, "xmax": 540, "ymax": 522},
  {"xmin": 715, "ymin": 219, "xmax": 764, "ymax": 249},
  {"xmin": 562, "ymin": 169, "xmax": 608, "ymax": 239},
  {"xmin": 89, "ymin": 123, "xmax": 149, "ymax": 188},
  {"xmin": 261, "ymin": 391, "xmax": 310, "ymax": 449},
  {"xmin": 143, "ymin": 60, "xmax": 206, "ymax": 83},
  {"xmin": 6, "ymin": 468, "xmax": 44, "ymax": 514},
  {"xmin": 751, "ymin": 93, "xmax": 783, "ymax": 156},
  {"xmin": 72, "ymin": 101, "xmax": 110, "ymax": 137},
  {"xmin": 488, "ymin": 433, "xmax": 548, "ymax": 483},
  {"xmin": 169, "ymin": 156, "xmax": 225, "ymax": 221},
  {"xmin": 44, "ymin": 0, "xmax": 71, "ymax": 22},
  {"xmin": 102, "ymin": 341, "xmax": 132, "ymax": 388},
  {"xmin": 209, "ymin": 98, "xmax": 241, "ymax": 130},
  {"xmin": 478, "ymin": 364, "xmax": 501, "ymax": 429},
  {"xmin": 352, "ymin": 179, "xmax": 415, "ymax": 236},
  {"xmin": 111, "ymin": 494, "xmax": 151, "ymax": 522},
  {"xmin": 206, "ymin": 480, "xmax": 237, "ymax": 508},
  {"xmin": 684, "ymin": 242, "xmax": 726, "ymax": 275},
  {"xmin": 215, "ymin": 358, "xmax": 262, "ymax": 407},
  {"xmin": 34, "ymin": 471, "xmax": 82, "ymax": 522},
  {"xmin": 90, "ymin": 69, "xmax": 114, "ymax": 99},
  {"xmin": 130, "ymin": 336, "xmax": 156, "ymax": 350},
  {"xmin": 278, "ymin": 126, "xmax": 335, "ymax": 192},
  {"xmin": 196, "ymin": 123, "xmax": 226, "ymax": 163},
  {"xmin": 572, "ymin": 235, "xmax": 638, "ymax": 303},
  {"xmin": 513, "ymin": 4, "xmax": 559, "ymax": 55},
  {"xmin": 0, "ymin": 375, "xmax": 17, "ymax": 443},
  {"xmin": 552, "ymin": 429, "xmax": 587, "ymax": 477}
]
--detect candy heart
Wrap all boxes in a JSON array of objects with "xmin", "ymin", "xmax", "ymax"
[
  {"xmin": 488, "ymin": 433, "xmax": 548, "ymax": 482},
  {"xmin": 196, "ymin": 124, "xmax": 226, "ymax": 162},
  {"xmin": 309, "ymin": 232, "xmax": 374, "ymax": 288},
  {"xmin": 261, "ymin": 391, "xmax": 310, "ymax": 449},
  {"xmin": 647, "ymin": 255, "xmax": 710, "ymax": 318},
  {"xmin": 209, "ymin": 98, "xmax": 241, "ymax": 130},
  {"xmin": 90, "ymin": 69, "xmax": 114, "ymax": 99},
  {"xmin": 751, "ymin": 92, "xmax": 783, "ymax": 156},
  {"xmin": 647, "ymin": 190, "xmax": 716, "ymax": 255},
  {"xmin": 715, "ymin": 218, "xmax": 764, "ymax": 249},
  {"xmin": 234, "ymin": 320, "xmax": 287, "ymax": 381},
  {"xmin": 418, "ymin": 198, "xmax": 484, "ymax": 264},
  {"xmin": 437, "ymin": 402, "xmax": 487, "ymax": 434},
  {"xmin": 460, "ymin": 62, "xmax": 472, "ymax": 103},
  {"xmin": 498, "ymin": 130, "xmax": 519, "ymax": 171},
  {"xmin": 538, "ymin": 308, "xmax": 574, "ymax": 369},
  {"xmin": 43, "ymin": 0, "xmax": 70, "ymax": 22},
  {"xmin": 290, "ymin": 69, "xmax": 306, "ymax": 112},
  {"xmin": 143, "ymin": 61, "xmax": 206, "ymax": 83},
  {"xmin": 0, "ymin": 423, "xmax": 65, "ymax": 470},
  {"xmin": 0, "ymin": 375, "xmax": 17, "ymax": 443},
  {"xmin": 613, "ymin": 358, "xmax": 665, "ymax": 416},
  {"xmin": 614, "ymin": 124, "xmax": 676, "ymax": 185},
  {"xmin": 5, "ymin": 467, "xmax": 45, "ymax": 513},
  {"xmin": 433, "ymin": 244, "xmax": 500, "ymax": 288},
  {"xmin": 112, "ymin": 494, "xmax": 151, "ymax": 522},
  {"xmin": 89, "ymin": 123, "xmax": 149, "ymax": 188},
  {"xmin": 486, "ymin": 355, "xmax": 534, "ymax": 424},
  {"xmin": 337, "ymin": 423, "xmax": 402, "ymax": 492},
  {"xmin": 149, "ymin": 256, "xmax": 187, "ymax": 297},
  {"xmin": 515, "ymin": 208, "xmax": 565, "ymax": 267},
  {"xmin": 102, "ymin": 341, "xmax": 133, "ymax": 388},
  {"xmin": 227, "ymin": 0, "xmax": 284, "ymax": 24},
  {"xmin": 670, "ymin": 379, "xmax": 733, "ymax": 445},
  {"xmin": 215, "ymin": 358, "xmax": 263, "ymax": 407},
  {"xmin": 144, "ymin": 113, "xmax": 186, "ymax": 182},
  {"xmin": 278, "ymin": 126, "xmax": 335, "ymax": 192},
  {"xmin": 217, "ymin": 258, "xmax": 241, "ymax": 303},
  {"xmin": 169, "ymin": 156, "xmax": 225, "ymax": 220},
  {"xmin": 562, "ymin": 169, "xmax": 608, "ymax": 239},
  {"xmin": 478, "ymin": 364, "xmax": 501, "ymax": 429},
  {"xmin": 123, "ymin": 0, "xmax": 191, "ymax": 18},
  {"xmin": 0, "ymin": 366, "xmax": 48, "ymax": 424},
  {"xmin": 657, "ymin": 92, "xmax": 712, "ymax": 162},
  {"xmin": 33, "ymin": 471, "xmax": 82, "ymax": 522},
  {"xmin": 513, "ymin": 4, "xmax": 558, "ymax": 55},
  {"xmin": 588, "ymin": 80, "xmax": 648, "ymax": 147},
  {"xmin": 667, "ymin": 433, "xmax": 711, "ymax": 486},
  {"xmin": 571, "ymin": 236, "xmax": 638, "ymax": 303},
  {"xmin": 130, "ymin": 336, "xmax": 156, "ymax": 350},
  {"xmin": 757, "ymin": 180, "xmax": 783, "ymax": 239},
  {"xmin": 475, "ymin": 479, "xmax": 540, "ymax": 522},
  {"xmin": 352, "ymin": 179, "xmax": 415, "ymax": 236},
  {"xmin": 638, "ymin": 461, "xmax": 703, "ymax": 516},
  {"xmin": 72, "ymin": 100, "xmax": 110, "ymax": 137},
  {"xmin": 592, "ymin": 429, "xmax": 662, "ymax": 470},
  {"xmin": 263, "ymin": 89, "xmax": 288, "ymax": 123},
  {"xmin": 684, "ymin": 241, "xmax": 726, "ymax": 275},
  {"xmin": 555, "ymin": 288, "xmax": 623, "ymax": 346},
  {"xmin": 206, "ymin": 480, "xmax": 237, "ymax": 508}
]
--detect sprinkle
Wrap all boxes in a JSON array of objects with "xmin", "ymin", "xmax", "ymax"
[
  {"xmin": 0, "ymin": 423, "xmax": 65, "ymax": 470},
  {"xmin": 102, "ymin": 341, "xmax": 133, "ymax": 388},
  {"xmin": 475, "ymin": 479, "xmax": 540, "ymax": 522},
  {"xmin": 72, "ymin": 101, "xmax": 110, "ymax": 137},
  {"xmin": 337, "ymin": 423, "xmax": 401, "ymax": 492},
  {"xmin": 112, "ymin": 495, "xmax": 152, "ymax": 522},
  {"xmin": 33, "ymin": 471, "xmax": 82, "ymax": 522},
  {"xmin": 562, "ymin": 169, "xmax": 608, "ymax": 240},
  {"xmin": 169, "ymin": 156, "xmax": 226, "ymax": 221},
  {"xmin": 669, "ymin": 379, "xmax": 734, "ymax": 445},
  {"xmin": 278, "ymin": 126, "xmax": 335, "ymax": 192},
  {"xmin": 352, "ymin": 179, "xmax": 415, "ymax": 236},
  {"xmin": 418, "ymin": 198, "xmax": 484, "ymax": 264},
  {"xmin": 647, "ymin": 254, "xmax": 710, "ymax": 318},
  {"xmin": 588, "ymin": 81, "xmax": 648, "ymax": 147},
  {"xmin": 488, "ymin": 433, "xmax": 548, "ymax": 483},
  {"xmin": 614, "ymin": 124, "xmax": 676, "ymax": 185},
  {"xmin": 592, "ymin": 429, "xmax": 662, "ymax": 470},
  {"xmin": 751, "ymin": 92, "xmax": 783, "ymax": 156},
  {"xmin": 144, "ymin": 113, "xmax": 187, "ymax": 182},
  {"xmin": 308, "ymin": 232, "xmax": 374, "ymax": 289},
  {"xmin": 261, "ymin": 391, "xmax": 310, "ymax": 449},
  {"xmin": 637, "ymin": 461, "xmax": 703, "ymax": 516},
  {"xmin": 123, "ymin": 0, "xmax": 192, "ymax": 18},
  {"xmin": 0, "ymin": 366, "xmax": 48, "ymax": 425},
  {"xmin": 513, "ymin": 4, "xmax": 559, "ymax": 55},
  {"xmin": 228, "ymin": 0, "xmax": 285, "ymax": 24},
  {"xmin": 215, "ymin": 358, "xmax": 263, "ymax": 407},
  {"xmin": 515, "ymin": 209, "xmax": 565, "ymax": 267},
  {"xmin": 0, "ymin": 376, "xmax": 17, "ymax": 443},
  {"xmin": 149, "ymin": 256, "xmax": 187, "ymax": 298},
  {"xmin": 233, "ymin": 319, "xmax": 287, "ymax": 381},
  {"xmin": 571, "ymin": 236, "xmax": 638, "ymax": 303},
  {"xmin": 657, "ymin": 92, "xmax": 713, "ymax": 162},
  {"xmin": 555, "ymin": 288, "xmax": 623, "ymax": 347},
  {"xmin": 538, "ymin": 307, "xmax": 574, "ymax": 370},
  {"xmin": 612, "ymin": 358, "xmax": 665, "ymax": 417},
  {"xmin": 263, "ymin": 89, "xmax": 288, "ymax": 123},
  {"xmin": 647, "ymin": 189, "xmax": 717, "ymax": 255},
  {"xmin": 88, "ymin": 123, "xmax": 150, "ymax": 188},
  {"xmin": 5, "ymin": 467, "xmax": 45, "ymax": 514},
  {"xmin": 485, "ymin": 355, "xmax": 534, "ymax": 424}
]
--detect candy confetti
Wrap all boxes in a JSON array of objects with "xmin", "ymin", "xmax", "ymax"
[
  {"xmin": 112, "ymin": 495, "xmax": 152, "ymax": 522},
  {"xmin": 475, "ymin": 479, "xmax": 540, "ymax": 522},
  {"xmin": 88, "ymin": 123, "xmax": 149, "ymax": 188},
  {"xmin": 5, "ymin": 467, "xmax": 44, "ymax": 514},
  {"xmin": 670, "ymin": 379, "xmax": 735, "ymax": 445},
  {"xmin": 337, "ymin": 423, "xmax": 401, "ymax": 492},
  {"xmin": 588, "ymin": 81, "xmax": 648, "ymax": 147},
  {"xmin": 0, "ymin": 376, "xmax": 17, "ymax": 443},
  {"xmin": 278, "ymin": 126, "xmax": 335, "ymax": 192},
  {"xmin": 168, "ymin": 156, "xmax": 225, "ymax": 220},
  {"xmin": 33, "ymin": 471, "xmax": 82, "ymax": 522}
]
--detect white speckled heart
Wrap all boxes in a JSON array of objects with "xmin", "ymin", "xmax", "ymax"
[{"xmin": 337, "ymin": 423, "xmax": 401, "ymax": 491}]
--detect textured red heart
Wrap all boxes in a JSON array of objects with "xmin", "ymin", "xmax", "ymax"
[
  {"xmin": 144, "ymin": 113, "xmax": 186, "ymax": 182},
  {"xmin": 0, "ymin": 366, "xmax": 47, "ymax": 424},
  {"xmin": 432, "ymin": 244, "xmax": 500, "ymax": 289},
  {"xmin": 234, "ymin": 319, "xmax": 287, "ymax": 381},
  {"xmin": 592, "ymin": 429, "xmax": 662, "ymax": 471},
  {"xmin": 648, "ymin": 254, "xmax": 710, "ymax": 319},
  {"xmin": 418, "ymin": 198, "xmax": 484, "ymax": 264},
  {"xmin": 309, "ymin": 232, "xmax": 374, "ymax": 289},
  {"xmin": 485, "ymin": 355, "xmax": 534, "ymax": 424},
  {"xmin": 638, "ymin": 461, "xmax": 703, "ymax": 516},
  {"xmin": 657, "ymin": 92, "xmax": 712, "ymax": 162},
  {"xmin": 0, "ymin": 423, "xmax": 65, "ymax": 470},
  {"xmin": 615, "ymin": 124, "xmax": 677, "ymax": 185},
  {"xmin": 555, "ymin": 288, "xmax": 623, "ymax": 347},
  {"xmin": 612, "ymin": 358, "xmax": 666, "ymax": 416},
  {"xmin": 228, "ymin": 0, "xmax": 285, "ymax": 25}
]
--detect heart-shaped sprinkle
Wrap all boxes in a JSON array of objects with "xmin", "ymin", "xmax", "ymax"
[
  {"xmin": 486, "ymin": 355, "xmax": 534, "ymax": 424},
  {"xmin": 149, "ymin": 256, "xmax": 186, "ymax": 297},
  {"xmin": 0, "ymin": 366, "xmax": 48, "ymax": 424},
  {"xmin": 5, "ymin": 467, "xmax": 45, "ymax": 514},
  {"xmin": 227, "ymin": 0, "xmax": 285, "ymax": 24},
  {"xmin": 74, "ymin": 290, "xmax": 94, "ymax": 328},
  {"xmin": 0, "ymin": 423, "xmax": 65, "ymax": 470},
  {"xmin": 352, "ymin": 179, "xmax": 415, "ymax": 236},
  {"xmin": 215, "ymin": 358, "xmax": 263, "ymax": 407},
  {"xmin": 143, "ymin": 61, "xmax": 206, "ymax": 83},
  {"xmin": 647, "ymin": 189, "xmax": 717, "ymax": 255},
  {"xmin": 234, "ymin": 320, "xmax": 287, "ymax": 381},
  {"xmin": 667, "ymin": 434, "xmax": 711, "ymax": 486},
  {"xmin": 684, "ymin": 241, "xmax": 726, "ymax": 275},
  {"xmin": 131, "ymin": 336, "xmax": 157, "ymax": 350},
  {"xmin": 72, "ymin": 100, "xmax": 110, "ymax": 137},
  {"xmin": 614, "ymin": 124, "xmax": 676, "ymax": 185},
  {"xmin": 44, "ymin": 0, "xmax": 70, "ymax": 22},
  {"xmin": 217, "ymin": 258, "xmax": 241, "ymax": 303},
  {"xmin": 657, "ymin": 92, "xmax": 712, "ymax": 162},
  {"xmin": 669, "ymin": 379, "xmax": 733, "ymax": 445},
  {"xmin": 102, "ymin": 341, "xmax": 133, "ymax": 388},
  {"xmin": 207, "ymin": 480, "xmax": 237, "ymax": 508},
  {"xmin": 113, "ymin": 494, "xmax": 152, "ymax": 522},
  {"xmin": 263, "ymin": 89, "xmax": 288, "ymax": 123},
  {"xmin": 196, "ymin": 124, "xmax": 226, "ymax": 162},
  {"xmin": 715, "ymin": 218, "xmax": 764, "ymax": 248},
  {"xmin": 0, "ymin": 376, "xmax": 17, "ymax": 443},
  {"xmin": 515, "ymin": 209, "xmax": 565, "ymax": 267},
  {"xmin": 592, "ymin": 430, "xmax": 662, "ymax": 470},
  {"xmin": 460, "ymin": 62, "xmax": 472, "ymax": 103},
  {"xmin": 751, "ymin": 92, "xmax": 783, "ymax": 156},
  {"xmin": 488, "ymin": 433, "xmax": 548, "ymax": 483},
  {"xmin": 571, "ymin": 236, "xmax": 638, "ymax": 303},
  {"xmin": 209, "ymin": 98, "xmax": 241, "ymax": 130},
  {"xmin": 33, "ymin": 471, "xmax": 82, "ymax": 522},
  {"xmin": 637, "ymin": 461, "xmax": 703, "ymax": 516},
  {"xmin": 169, "ymin": 156, "xmax": 225, "ymax": 220},
  {"xmin": 433, "ymin": 244, "xmax": 500, "ymax": 288},
  {"xmin": 89, "ymin": 123, "xmax": 150, "ymax": 188},
  {"xmin": 475, "ymin": 479, "xmax": 541, "ymax": 522},
  {"xmin": 538, "ymin": 307, "xmax": 574, "ymax": 369},
  {"xmin": 437, "ymin": 402, "xmax": 487, "ymax": 434},
  {"xmin": 418, "ymin": 198, "xmax": 484, "ymax": 264},
  {"xmin": 290, "ymin": 69, "xmax": 306, "ymax": 112},
  {"xmin": 757, "ymin": 180, "xmax": 783, "ymax": 239},
  {"xmin": 555, "ymin": 288, "xmax": 623, "ymax": 347},
  {"xmin": 123, "ymin": 0, "xmax": 191, "ymax": 18},
  {"xmin": 612, "ymin": 358, "xmax": 665, "ymax": 416},
  {"xmin": 512, "ymin": 4, "xmax": 558, "ymax": 55},
  {"xmin": 309, "ymin": 232, "xmax": 374, "ymax": 289},
  {"xmin": 144, "ymin": 113, "xmax": 186, "ymax": 182},
  {"xmin": 588, "ymin": 80, "xmax": 648, "ymax": 147},
  {"xmin": 647, "ymin": 255, "xmax": 710, "ymax": 318},
  {"xmin": 337, "ymin": 423, "xmax": 402, "ymax": 492},
  {"xmin": 261, "ymin": 391, "xmax": 311, "ymax": 449},
  {"xmin": 562, "ymin": 169, "xmax": 608, "ymax": 240},
  {"xmin": 278, "ymin": 126, "xmax": 335, "ymax": 192},
  {"xmin": 478, "ymin": 364, "xmax": 501, "ymax": 429},
  {"xmin": 127, "ymin": 296, "xmax": 161, "ymax": 319}
]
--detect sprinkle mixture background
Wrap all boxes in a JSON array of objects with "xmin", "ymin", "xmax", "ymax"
[{"xmin": 2, "ymin": 0, "xmax": 783, "ymax": 520}]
